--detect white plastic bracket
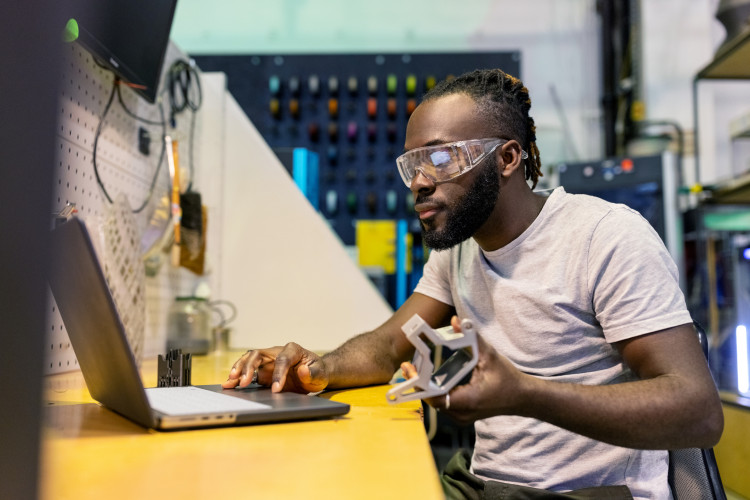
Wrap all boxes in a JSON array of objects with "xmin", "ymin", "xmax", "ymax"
[{"xmin": 386, "ymin": 314, "xmax": 478, "ymax": 404}]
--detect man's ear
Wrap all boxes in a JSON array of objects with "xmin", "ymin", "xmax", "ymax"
[{"xmin": 497, "ymin": 140, "xmax": 525, "ymax": 179}]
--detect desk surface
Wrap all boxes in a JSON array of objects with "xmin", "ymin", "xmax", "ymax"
[{"xmin": 41, "ymin": 352, "xmax": 443, "ymax": 500}]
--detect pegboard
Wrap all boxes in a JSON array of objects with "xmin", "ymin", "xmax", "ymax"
[
  {"xmin": 193, "ymin": 52, "xmax": 520, "ymax": 245},
  {"xmin": 47, "ymin": 40, "xmax": 206, "ymax": 374}
]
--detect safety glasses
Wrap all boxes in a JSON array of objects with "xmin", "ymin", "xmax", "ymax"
[{"xmin": 396, "ymin": 138, "xmax": 526, "ymax": 187}]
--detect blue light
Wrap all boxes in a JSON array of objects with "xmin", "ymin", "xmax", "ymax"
[
  {"xmin": 737, "ymin": 325, "xmax": 749, "ymax": 394},
  {"xmin": 743, "ymin": 248, "xmax": 750, "ymax": 260}
]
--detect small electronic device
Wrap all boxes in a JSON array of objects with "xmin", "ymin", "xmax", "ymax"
[{"xmin": 386, "ymin": 314, "xmax": 478, "ymax": 404}]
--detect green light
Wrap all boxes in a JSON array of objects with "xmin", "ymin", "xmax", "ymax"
[{"xmin": 62, "ymin": 18, "xmax": 79, "ymax": 43}]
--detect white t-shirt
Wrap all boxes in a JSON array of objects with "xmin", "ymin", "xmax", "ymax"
[{"xmin": 414, "ymin": 187, "xmax": 691, "ymax": 500}]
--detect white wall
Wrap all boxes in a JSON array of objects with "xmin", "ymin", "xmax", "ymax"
[{"xmin": 200, "ymin": 73, "xmax": 394, "ymax": 350}]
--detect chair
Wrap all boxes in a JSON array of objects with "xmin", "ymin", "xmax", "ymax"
[{"xmin": 667, "ymin": 321, "xmax": 727, "ymax": 500}]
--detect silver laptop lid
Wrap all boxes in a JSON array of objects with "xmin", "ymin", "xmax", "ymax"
[{"xmin": 49, "ymin": 217, "xmax": 155, "ymax": 428}]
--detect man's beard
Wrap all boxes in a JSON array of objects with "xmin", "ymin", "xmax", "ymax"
[{"xmin": 418, "ymin": 158, "xmax": 500, "ymax": 250}]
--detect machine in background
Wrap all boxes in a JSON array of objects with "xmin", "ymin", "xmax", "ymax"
[
  {"xmin": 683, "ymin": 205, "xmax": 750, "ymax": 397},
  {"xmin": 557, "ymin": 152, "xmax": 682, "ymax": 278}
]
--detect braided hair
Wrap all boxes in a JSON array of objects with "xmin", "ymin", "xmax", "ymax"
[{"xmin": 422, "ymin": 69, "xmax": 543, "ymax": 189}]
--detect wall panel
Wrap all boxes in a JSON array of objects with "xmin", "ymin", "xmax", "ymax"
[{"xmin": 47, "ymin": 41, "xmax": 205, "ymax": 373}]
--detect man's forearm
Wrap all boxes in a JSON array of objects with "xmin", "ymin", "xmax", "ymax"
[
  {"xmin": 446, "ymin": 325, "xmax": 724, "ymax": 451},
  {"xmin": 514, "ymin": 324, "xmax": 725, "ymax": 450},
  {"xmin": 321, "ymin": 330, "xmax": 412, "ymax": 389},
  {"xmin": 516, "ymin": 373, "xmax": 724, "ymax": 450},
  {"xmin": 317, "ymin": 293, "xmax": 453, "ymax": 390}
]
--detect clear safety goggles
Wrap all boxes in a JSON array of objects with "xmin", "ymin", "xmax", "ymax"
[{"xmin": 396, "ymin": 137, "xmax": 527, "ymax": 187}]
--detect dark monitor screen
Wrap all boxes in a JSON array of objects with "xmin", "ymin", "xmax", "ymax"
[{"xmin": 66, "ymin": 0, "xmax": 178, "ymax": 103}]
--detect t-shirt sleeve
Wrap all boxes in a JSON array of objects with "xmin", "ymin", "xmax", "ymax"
[
  {"xmin": 413, "ymin": 247, "xmax": 455, "ymax": 306},
  {"xmin": 587, "ymin": 207, "xmax": 692, "ymax": 343}
]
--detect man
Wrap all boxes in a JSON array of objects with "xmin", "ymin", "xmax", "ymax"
[{"xmin": 223, "ymin": 69, "xmax": 723, "ymax": 499}]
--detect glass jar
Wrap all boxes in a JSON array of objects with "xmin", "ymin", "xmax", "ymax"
[{"xmin": 166, "ymin": 297, "xmax": 211, "ymax": 354}]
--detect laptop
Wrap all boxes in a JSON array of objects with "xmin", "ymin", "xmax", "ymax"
[{"xmin": 48, "ymin": 217, "xmax": 350, "ymax": 430}]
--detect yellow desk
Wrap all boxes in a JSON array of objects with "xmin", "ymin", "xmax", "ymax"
[
  {"xmin": 40, "ymin": 353, "xmax": 443, "ymax": 500},
  {"xmin": 714, "ymin": 393, "xmax": 750, "ymax": 499}
]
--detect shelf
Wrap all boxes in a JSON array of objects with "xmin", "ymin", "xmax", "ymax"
[
  {"xmin": 697, "ymin": 28, "xmax": 750, "ymax": 80},
  {"xmin": 697, "ymin": 29, "xmax": 750, "ymax": 202},
  {"xmin": 707, "ymin": 170, "xmax": 750, "ymax": 204},
  {"xmin": 731, "ymin": 111, "xmax": 750, "ymax": 138}
]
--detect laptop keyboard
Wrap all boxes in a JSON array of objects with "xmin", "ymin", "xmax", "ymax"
[{"xmin": 145, "ymin": 386, "xmax": 271, "ymax": 416}]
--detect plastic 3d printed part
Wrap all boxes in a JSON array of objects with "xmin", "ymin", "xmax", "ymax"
[
  {"xmin": 157, "ymin": 349, "xmax": 192, "ymax": 387},
  {"xmin": 386, "ymin": 314, "xmax": 478, "ymax": 404}
]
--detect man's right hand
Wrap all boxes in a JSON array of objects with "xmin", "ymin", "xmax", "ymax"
[{"xmin": 221, "ymin": 343, "xmax": 329, "ymax": 394}]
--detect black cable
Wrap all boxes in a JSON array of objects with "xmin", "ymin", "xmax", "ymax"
[
  {"xmin": 168, "ymin": 59, "xmax": 202, "ymax": 116},
  {"xmin": 92, "ymin": 79, "xmax": 119, "ymax": 205},
  {"xmin": 167, "ymin": 59, "xmax": 202, "ymax": 192},
  {"xmin": 92, "ymin": 77, "xmax": 167, "ymax": 213},
  {"xmin": 115, "ymin": 84, "xmax": 164, "ymax": 126}
]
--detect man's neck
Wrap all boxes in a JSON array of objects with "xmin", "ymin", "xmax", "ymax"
[{"xmin": 473, "ymin": 185, "xmax": 549, "ymax": 252}]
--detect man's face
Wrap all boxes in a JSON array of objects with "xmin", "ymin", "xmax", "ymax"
[{"xmin": 403, "ymin": 94, "xmax": 501, "ymax": 250}]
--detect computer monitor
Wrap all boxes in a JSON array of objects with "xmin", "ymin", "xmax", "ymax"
[{"xmin": 64, "ymin": 0, "xmax": 178, "ymax": 103}]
